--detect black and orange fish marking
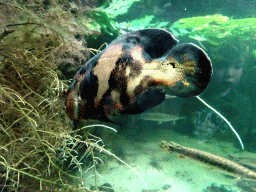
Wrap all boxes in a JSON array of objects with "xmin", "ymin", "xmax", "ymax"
[{"xmin": 65, "ymin": 28, "xmax": 212, "ymax": 122}]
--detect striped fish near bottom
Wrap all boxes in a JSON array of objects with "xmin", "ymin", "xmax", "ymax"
[{"xmin": 159, "ymin": 140, "xmax": 256, "ymax": 180}]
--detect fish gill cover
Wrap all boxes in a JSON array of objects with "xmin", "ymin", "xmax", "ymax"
[{"xmin": 0, "ymin": 0, "xmax": 121, "ymax": 191}]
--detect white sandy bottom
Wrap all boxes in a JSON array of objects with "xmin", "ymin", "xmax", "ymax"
[{"xmin": 81, "ymin": 129, "xmax": 247, "ymax": 192}]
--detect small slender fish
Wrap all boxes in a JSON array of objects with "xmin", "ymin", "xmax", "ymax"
[
  {"xmin": 159, "ymin": 140, "xmax": 256, "ymax": 180},
  {"xmin": 139, "ymin": 112, "xmax": 186, "ymax": 125}
]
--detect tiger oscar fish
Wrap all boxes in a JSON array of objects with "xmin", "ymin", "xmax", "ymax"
[
  {"xmin": 159, "ymin": 140, "xmax": 256, "ymax": 180},
  {"xmin": 64, "ymin": 28, "xmax": 212, "ymax": 123}
]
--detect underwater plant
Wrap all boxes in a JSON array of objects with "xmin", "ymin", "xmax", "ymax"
[
  {"xmin": 106, "ymin": 12, "xmax": 256, "ymax": 58},
  {"xmin": 196, "ymin": 96, "xmax": 244, "ymax": 150},
  {"xmin": 117, "ymin": 15, "xmax": 155, "ymax": 31},
  {"xmin": 0, "ymin": 0, "xmax": 130, "ymax": 191},
  {"xmin": 103, "ymin": 0, "xmax": 140, "ymax": 19},
  {"xmin": 169, "ymin": 14, "xmax": 256, "ymax": 56},
  {"xmin": 84, "ymin": 9, "xmax": 120, "ymax": 38}
]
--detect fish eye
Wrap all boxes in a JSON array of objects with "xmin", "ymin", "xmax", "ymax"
[
  {"xmin": 168, "ymin": 63, "xmax": 176, "ymax": 68},
  {"xmin": 162, "ymin": 62, "xmax": 176, "ymax": 68}
]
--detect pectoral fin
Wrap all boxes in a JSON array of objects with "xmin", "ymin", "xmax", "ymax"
[{"xmin": 119, "ymin": 87, "xmax": 166, "ymax": 115}]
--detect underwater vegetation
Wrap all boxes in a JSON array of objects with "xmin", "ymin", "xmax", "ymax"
[
  {"xmin": 115, "ymin": 13, "xmax": 256, "ymax": 50},
  {"xmin": 103, "ymin": 0, "xmax": 140, "ymax": 19},
  {"xmin": 0, "ymin": 0, "xmax": 124, "ymax": 191},
  {"xmin": 170, "ymin": 14, "xmax": 256, "ymax": 46},
  {"xmin": 103, "ymin": 0, "xmax": 256, "ymax": 59},
  {"xmin": 84, "ymin": 8, "xmax": 120, "ymax": 39}
]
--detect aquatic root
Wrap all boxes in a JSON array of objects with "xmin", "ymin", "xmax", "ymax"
[{"xmin": 196, "ymin": 96, "xmax": 244, "ymax": 150}]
